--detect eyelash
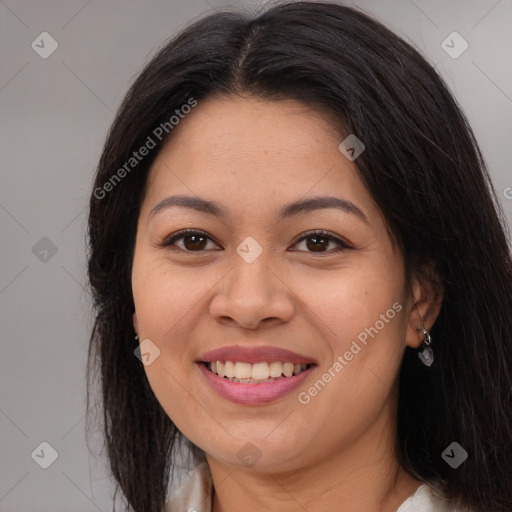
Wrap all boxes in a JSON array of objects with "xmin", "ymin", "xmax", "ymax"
[{"xmin": 159, "ymin": 229, "xmax": 352, "ymax": 255}]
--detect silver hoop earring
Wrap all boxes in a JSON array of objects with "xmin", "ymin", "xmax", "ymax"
[{"xmin": 417, "ymin": 326, "xmax": 433, "ymax": 366}]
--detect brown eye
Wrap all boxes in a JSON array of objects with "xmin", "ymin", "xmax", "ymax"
[
  {"xmin": 161, "ymin": 230, "xmax": 220, "ymax": 252},
  {"xmin": 305, "ymin": 234, "xmax": 330, "ymax": 252},
  {"xmin": 292, "ymin": 230, "xmax": 351, "ymax": 254},
  {"xmin": 182, "ymin": 233, "xmax": 208, "ymax": 251}
]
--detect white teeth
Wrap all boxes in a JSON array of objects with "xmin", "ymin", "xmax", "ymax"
[
  {"xmin": 224, "ymin": 361, "xmax": 236, "ymax": 378},
  {"xmin": 282, "ymin": 362, "xmax": 294, "ymax": 377},
  {"xmin": 269, "ymin": 361, "xmax": 283, "ymax": 378},
  {"xmin": 208, "ymin": 360, "xmax": 311, "ymax": 380},
  {"xmin": 251, "ymin": 362, "xmax": 270, "ymax": 380},
  {"xmin": 234, "ymin": 362, "xmax": 252, "ymax": 379},
  {"xmin": 233, "ymin": 377, "xmax": 276, "ymax": 384}
]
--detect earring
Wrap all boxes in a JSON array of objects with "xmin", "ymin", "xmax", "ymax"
[
  {"xmin": 133, "ymin": 312, "xmax": 139, "ymax": 341},
  {"xmin": 417, "ymin": 326, "xmax": 434, "ymax": 366}
]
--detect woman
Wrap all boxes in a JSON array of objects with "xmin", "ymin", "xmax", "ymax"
[{"xmin": 86, "ymin": 2, "xmax": 512, "ymax": 511}]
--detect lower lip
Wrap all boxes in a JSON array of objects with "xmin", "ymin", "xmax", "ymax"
[{"xmin": 197, "ymin": 363, "xmax": 315, "ymax": 405}]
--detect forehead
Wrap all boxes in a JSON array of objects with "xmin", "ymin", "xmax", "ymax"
[
  {"xmin": 175, "ymin": 94, "xmax": 342, "ymax": 146},
  {"xmin": 142, "ymin": 95, "xmax": 374, "ymax": 220}
]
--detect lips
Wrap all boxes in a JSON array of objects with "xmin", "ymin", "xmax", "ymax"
[
  {"xmin": 196, "ymin": 345, "xmax": 317, "ymax": 405},
  {"xmin": 198, "ymin": 345, "xmax": 317, "ymax": 365}
]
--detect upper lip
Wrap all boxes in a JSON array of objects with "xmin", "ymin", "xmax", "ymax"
[{"xmin": 198, "ymin": 345, "xmax": 317, "ymax": 365}]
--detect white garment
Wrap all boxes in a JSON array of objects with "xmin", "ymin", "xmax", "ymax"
[{"xmin": 165, "ymin": 460, "xmax": 468, "ymax": 512}]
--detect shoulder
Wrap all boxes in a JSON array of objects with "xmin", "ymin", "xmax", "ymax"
[{"xmin": 396, "ymin": 483, "xmax": 470, "ymax": 512}]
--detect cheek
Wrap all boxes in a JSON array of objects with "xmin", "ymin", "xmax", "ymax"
[
  {"xmin": 131, "ymin": 257, "xmax": 211, "ymax": 429},
  {"xmin": 293, "ymin": 280, "xmax": 406, "ymax": 452},
  {"xmin": 289, "ymin": 259, "xmax": 407, "ymax": 421},
  {"xmin": 132, "ymin": 256, "xmax": 212, "ymax": 342},
  {"xmin": 290, "ymin": 260, "xmax": 405, "ymax": 354}
]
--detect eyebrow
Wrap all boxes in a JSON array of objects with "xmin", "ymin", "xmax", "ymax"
[{"xmin": 149, "ymin": 194, "xmax": 368, "ymax": 224}]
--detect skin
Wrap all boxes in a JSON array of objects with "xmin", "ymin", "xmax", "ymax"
[{"xmin": 131, "ymin": 95, "xmax": 442, "ymax": 512}]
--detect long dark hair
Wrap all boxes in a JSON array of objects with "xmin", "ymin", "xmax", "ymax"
[{"xmin": 86, "ymin": 2, "xmax": 512, "ymax": 511}]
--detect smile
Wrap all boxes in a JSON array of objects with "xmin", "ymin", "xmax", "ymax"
[
  {"xmin": 204, "ymin": 361, "xmax": 313, "ymax": 383},
  {"xmin": 197, "ymin": 361, "xmax": 317, "ymax": 405}
]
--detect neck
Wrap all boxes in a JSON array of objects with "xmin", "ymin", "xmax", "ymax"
[{"xmin": 207, "ymin": 406, "xmax": 422, "ymax": 512}]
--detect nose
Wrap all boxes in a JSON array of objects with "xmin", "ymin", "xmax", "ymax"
[{"xmin": 209, "ymin": 252, "xmax": 295, "ymax": 330}]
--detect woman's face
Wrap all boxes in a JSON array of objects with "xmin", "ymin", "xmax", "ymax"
[{"xmin": 131, "ymin": 95, "xmax": 423, "ymax": 473}]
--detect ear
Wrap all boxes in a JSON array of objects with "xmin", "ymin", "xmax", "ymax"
[
  {"xmin": 133, "ymin": 312, "xmax": 139, "ymax": 335},
  {"xmin": 405, "ymin": 266, "xmax": 444, "ymax": 349}
]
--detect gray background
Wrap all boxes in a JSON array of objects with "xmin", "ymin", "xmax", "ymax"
[{"xmin": 1, "ymin": 0, "xmax": 511, "ymax": 510}]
